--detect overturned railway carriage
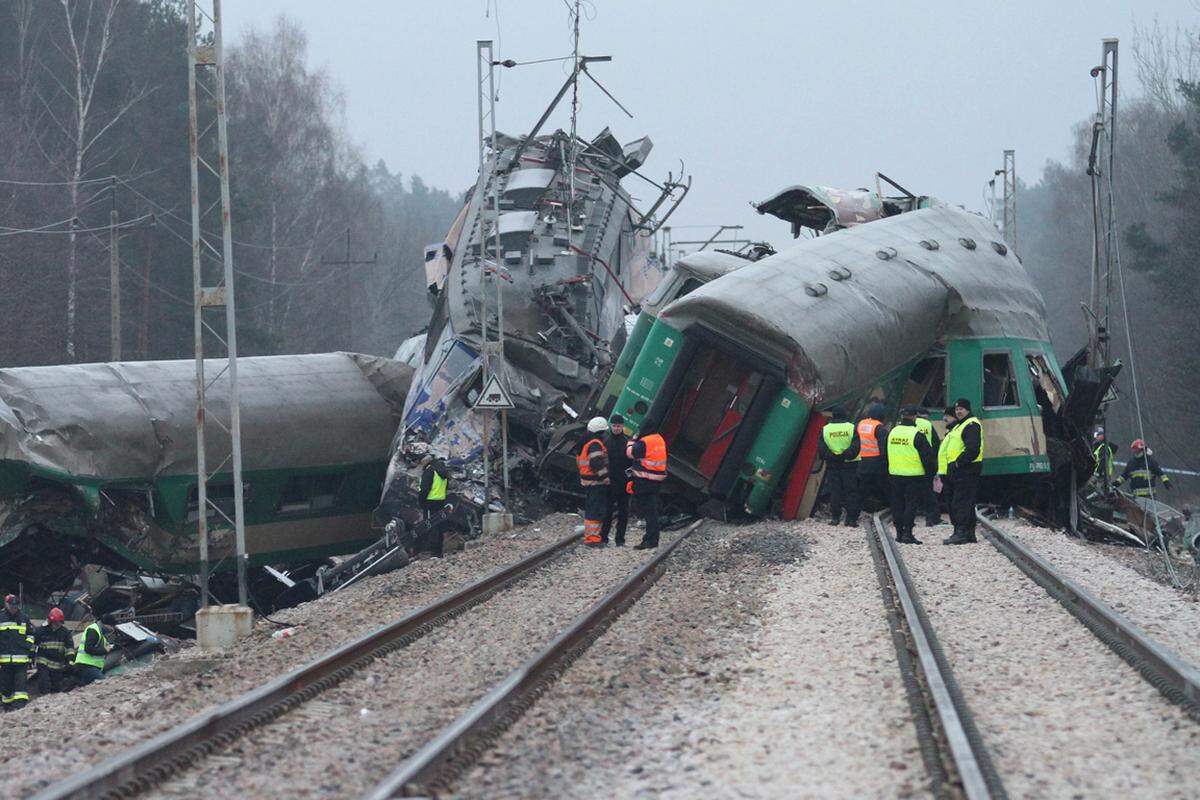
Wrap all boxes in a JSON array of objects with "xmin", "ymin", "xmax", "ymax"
[
  {"xmin": 0, "ymin": 353, "xmax": 412, "ymax": 593},
  {"xmin": 613, "ymin": 200, "xmax": 1078, "ymax": 516}
]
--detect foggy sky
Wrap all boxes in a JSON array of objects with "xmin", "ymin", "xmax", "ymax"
[{"xmin": 225, "ymin": 1, "xmax": 1196, "ymax": 248}]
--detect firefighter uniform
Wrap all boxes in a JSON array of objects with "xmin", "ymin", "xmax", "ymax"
[
  {"xmin": 943, "ymin": 401, "xmax": 984, "ymax": 545},
  {"xmin": 884, "ymin": 413, "xmax": 936, "ymax": 544},
  {"xmin": 855, "ymin": 405, "xmax": 888, "ymax": 511},
  {"xmin": 627, "ymin": 432, "xmax": 667, "ymax": 549},
  {"xmin": 35, "ymin": 623, "xmax": 75, "ymax": 694},
  {"xmin": 817, "ymin": 411, "xmax": 861, "ymax": 526},
  {"xmin": 578, "ymin": 427, "xmax": 610, "ymax": 547},
  {"xmin": 914, "ymin": 415, "xmax": 942, "ymax": 526},
  {"xmin": 1116, "ymin": 450, "xmax": 1171, "ymax": 498},
  {"xmin": 73, "ymin": 621, "xmax": 109, "ymax": 686},
  {"xmin": 1, "ymin": 603, "xmax": 34, "ymax": 710}
]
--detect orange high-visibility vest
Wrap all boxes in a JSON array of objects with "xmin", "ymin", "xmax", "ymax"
[
  {"xmin": 629, "ymin": 433, "xmax": 667, "ymax": 481},
  {"xmin": 857, "ymin": 419, "xmax": 881, "ymax": 459},
  {"xmin": 577, "ymin": 438, "xmax": 609, "ymax": 486}
]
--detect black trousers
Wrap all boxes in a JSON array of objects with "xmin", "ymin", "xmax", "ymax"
[
  {"xmin": 0, "ymin": 662, "xmax": 29, "ymax": 709},
  {"xmin": 950, "ymin": 469, "xmax": 980, "ymax": 535},
  {"xmin": 889, "ymin": 475, "xmax": 926, "ymax": 539},
  {"xmin": 858, "ymin": 468, "xmax": 887, "ymax": 512},
  {"xmin": 824, "ymin": 465, "xmax": 860, "ymax": 522},
  {"xmin": 940, "ymin": 477, "xmax": 956, "ymax": 528},
  {"xmin": 600, "ymin": 486, "xmax": 629, "ymax": 544},
  {"xmin": 37, "ymin": 666, "xmax": 67, "ymax": 694},
  {"xmin": 634, "ymin": 492, "xmax": 661, "ymax": 546},
  {"xmin": 923, "ymin": 477, "xmax": 941, "ymax": 525}
]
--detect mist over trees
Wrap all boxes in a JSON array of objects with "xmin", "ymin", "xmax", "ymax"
[
  {"xmin": 1021, "ymin": 18, "xmax": 1200, "ymax": 475},
  {"xmin": 0, "ymin": 0, "xmax": 460, "ymax": 367}
]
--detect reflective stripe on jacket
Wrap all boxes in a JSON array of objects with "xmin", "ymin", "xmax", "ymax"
[
  {"xmin": 35, "ymin": 625, "xmax": 76, "ymax": 670},
  {"xmin": 578, "ymin": 438, "xmax": 610, "ymax": 486},
  {"xmin": 73, "ymin": 623, "xmax": 108, "ymax": 670},
  {"xmin": 887, "ymin": 424, "xmax": 926, "ymax": 477},
  {"xmin": 628, "ymin": 433, "xmax": 667, "ymax": 481},
  {"xmin": 0, "ymin": 610, "xmax": 34, "ymax": 664},
  {"xmin": 857, "ymin": 419, "xmax": 881, "ymax": 459}
]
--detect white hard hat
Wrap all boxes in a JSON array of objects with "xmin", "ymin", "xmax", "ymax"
[{"xmin": 587, "ymin": 416, "xmax": 608, "ymax": 433}]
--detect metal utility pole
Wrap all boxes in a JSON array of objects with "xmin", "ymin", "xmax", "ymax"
[
  {"xmin": 1000, "ymin": 150, "xmax": 1017, "ymax": 252},
  {"xmin": 187, "ymin": 0, "xmax": 248, "ymax": 607},
  {"xmin": 109, "ymin": 193, "xmax": 121, "ymax": 361},
  {"xmin": 1087, "ymin": 38, "xmax": 1118, "ymax": 371}
]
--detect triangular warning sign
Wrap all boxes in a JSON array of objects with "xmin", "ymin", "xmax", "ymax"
[{"xmin": 474, "ymin": 374, "xmax": 515, "ymax": 410}]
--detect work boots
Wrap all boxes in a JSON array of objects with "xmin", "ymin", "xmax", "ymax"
[
  {"xmin": 942, "ymin": 528, "xmax": 978, "ymax": 545},
  {"xmin": 896, "ymin": 529, "xmax": 923, "ymax": 544}
]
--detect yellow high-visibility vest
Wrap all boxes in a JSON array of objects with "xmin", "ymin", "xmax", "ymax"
[
  {"xmin": 944, "ymin": 416, "xmax": 984, "ymax": 465},
  {"xmin": 887, "ymin": 424, "xmax": 926, "ymax": 477},
  {"xmin": 822, "ymin": 422, "xmax": 856, "ymax": 457}
]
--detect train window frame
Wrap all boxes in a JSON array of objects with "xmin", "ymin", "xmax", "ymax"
[
  {"xmin": 186, "ymin": 481, "xmax": 249, "ymax": 524},
  {"xmin": 981, "ymin": 350, "xmax": 1021, "ymax": 409},
  {"xmin": 903, "ymin": 354, "xmax": 947, "ymax": 411},
  {"xmin": 276, "ymin": 474, "xmax": 346, "ymax": 516},
  {"xmin": 1024, "ymin": 350, "xmax": 1065, "ymax": 412}
]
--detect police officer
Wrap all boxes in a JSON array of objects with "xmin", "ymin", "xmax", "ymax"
[
  {"xmin": 73, "ymin": 613, "xmax": 114, "ymax": 687},
  {"xmin": 0, "ymin": 594, "xmax": 34, "ymax": 710},
  {"xmin": 418, "ymin": 455, "xmax": 450, "ymax": 520},
  {"xmin": 1092, "ymin": 427, "xmax": 1117, "ymax": 488},
  {"xmin": 34, "ymin": 607, "xmax": 75, "ymax": 694},
  {"xmin": 600, "ymin": 414, "xmax": 630, "ymax": 546},
  {"xmin": 883, "ymin": 406, "xmax": 936, "ymax": 544},
  {"xmin": 627, "ymin": 425, "xmax": 668, "ymax": 550},
  {"xmin": 817, "ymin": 406, "xmax": 861, "ymax": 527},
  {"xmin": 943, "ymin": 398, "xmax": 984, "ymax": 545},
  {"xmin": 578, "ymin": 417, "xmax": 611, "ymax": 547},
  {"xmin": 1114, "ymin": 439, "xmax": 1172, "ymax": 499},
  {"xmin": 914, "ymin": 410, "xmax": 942, "ymax": 527},
  {"xmin": 936, "ymin": 406, "xmax": 959, "ymax": 530},
  {"xmin": 856, "ymin": 402, "xmax": 889, "ymax": 511}
]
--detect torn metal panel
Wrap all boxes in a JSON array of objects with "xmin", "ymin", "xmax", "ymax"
[{"xmin": 754, "ymin": 185, "xmax": 886, "ymax": 234}]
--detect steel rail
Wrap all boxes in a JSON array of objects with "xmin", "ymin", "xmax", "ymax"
[
  {"xmin": 978, "ymin": 512, "xmax": 1200, "ymax": 718},
  {"xmin": 365, "ymin": 520, "xmax": 704, "ymax": 799},
  {"xmin": 32, "ymin": 532, "xmax": 580, "ymax": 800},
  {"xmin": 869, "ymin": 513, "xmax": 1002, "ymax": 800}
]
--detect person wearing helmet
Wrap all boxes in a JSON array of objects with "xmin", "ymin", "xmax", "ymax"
[
  {"xmin": 578, "ymin": 417, "xmax": 611, "ymax": 547},
  {"xmin": 34, "ymin": 607, "xmax": 75, "ymax": 695},
  {"xmin": 600, "ymin": 415, "xmax": 630, "ymax": 546},
  {"xmin": 1114, "ymin": 439, "xmax": 1171, "ymax": 498},
  {"xmin": 1, "ymin": 593, "xmax": 34, "ymax": 710}
]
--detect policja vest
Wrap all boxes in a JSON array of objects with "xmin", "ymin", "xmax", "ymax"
[
  {"xmin": 943, "ymin": 416, "xmax": 984, "ymax": 466},
  {"xmin": 887, "ymin": 424, "xmax": 926, "ymax": 477},
  {"xmin": 426, "ymin": 471, "xmax": 447, "ymax": 501},
  {"xmin": 73, "ymin": 622, "xmax": 108, "ymax": 670},
  {"xmin": 577, "ymin": 438, "xmax": 610, "ymax": 486},
  {"xmin": 822, "ymin": 422, "xmax": 856, "ymax": 459},
  {"xmin": 857, "ymin": 418, "xmax": 881, "ymax": 459}
]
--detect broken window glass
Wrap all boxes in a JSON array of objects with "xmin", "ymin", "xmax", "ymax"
[
  {"xmin": 1025, "ymin": 353, "xmax": 1064, "ymax": 412},
  {"xmin": 982, "ymin": 352, "xmax": 1020, "ymax": 408},
  {"xmin": 903, "ymin": 356, "xmax": 946, "ymax": 410}
]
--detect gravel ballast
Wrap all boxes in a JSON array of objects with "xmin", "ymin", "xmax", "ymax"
[
  {"xmin": 902, "ymin": 529, "xmax": 1200, "ymax": 798},
  {"xmin": 996, "ymin": 519, "xmax": 1200, "ymax": 667},
  {"xmin": 2, "ymin": 516, "xmax": 576, "ymax": 800},
  {"xmin": 456, "ymin": 520, "xmax": 927, "ymax": 800},
  {"xmin": 145, "ymin": 533, "xmax": 669, "ymax": 799}
]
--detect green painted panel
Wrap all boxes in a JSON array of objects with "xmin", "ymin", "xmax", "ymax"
[
  {"xmin": 595, "ymin": 311, "xmax": 655, "ymax": 414},
  {"xmin": 612, "ymin": 319, "xmax": 686, "ymax": 432},
  {"xmin": 744, "ymin": 388, "xmax": 810, "ymax": 515}
]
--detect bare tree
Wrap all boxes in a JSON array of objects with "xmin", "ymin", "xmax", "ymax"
[{"xmin": 1131, "ymin": 17, "xmax": 1200, "ymax": 115}]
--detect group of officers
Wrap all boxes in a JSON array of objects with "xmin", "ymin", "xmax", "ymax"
[
  {"xmin": 819, "ymin": 398, "xmax": 984, "ymax": 545},
  {"xmin": 1, "ymin": 593, "xmax": 112, "ymax": 712},
  {"xmin": 577, "ymin": 414, "xmax": 666, "ymax": 550}
]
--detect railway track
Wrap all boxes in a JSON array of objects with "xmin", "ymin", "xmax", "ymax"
[
  {"xmin": 34, "ymin": 521, "xmax": 702, "ymax": 800},
  {"xmin": 31, "ymin": 531, "xmax": 580, "ymax": 800},
  {"xmin": 870, "ymin": 510, "xmax": 1200, "ymax": 799}
]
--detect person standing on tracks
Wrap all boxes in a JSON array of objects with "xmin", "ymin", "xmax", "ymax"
[
  {"xmin": 817, "ymin": 406, "xmax": 861, "ymax": 527},
  {"xmin": 856, "ymin": 402, "xmax": 889, "ymax": 511},
  {"xmin": 418, "ymin": 455, "xmax": 450, "ymax": 521},
  {"xmin": 883, "ymin": 406, "xmax": 936, "ymax": 544},
  {"xmin": 942, "ymin": 398, "xmax": 984, "ymax": 545},
  {"xmin": 600, "ymin": 414, "xmax": 630, "ymax": 546},
  {"xmin": 73, "ymin": 613, "xmax": 114, "ymax": 687},
  {"xmin": 34, "ymin": 607, "xmax": 75, "ymax": 695},
  {"xmin": 627, "ymin": 425, "xmax": 668, "ymax": 550},
  {"xmin": 935, "ymin": 406, "xmax": 959, "ymax": 531},
  {"xmin": 914, "ymin": 410, "xmax": 942, "ymax": 527},
  {"xmin": 0, "ymin": 594, "xmax": 34, "ymax": 711},
  {"xmin": 578, "ymin": 417, "xmax": 611, "ymax": 547}
]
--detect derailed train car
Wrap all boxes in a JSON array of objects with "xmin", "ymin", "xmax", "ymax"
[
  {"xmin": 610, "ymin": 184, "xmax": 1101, "ymax": 517},
  {"xmin": 0, "ymin": 353, "xmax": 412, "ymax": 594}
]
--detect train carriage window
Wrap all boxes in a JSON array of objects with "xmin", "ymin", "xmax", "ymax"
[
  {"xmin": 902, "ymin": 356, "xmax": 946, "ymax": 410},
  {"xmin": 1025, "ymin": 353, "xmax": 1064, "ymax": 412},
  {"xmin": 982, "ymin": 352, "xmax": 1020, "ymax": 408},
  {"xmin": 187, "ymin": 482, "xmax": 246, "ymax": 523},
  {"xmin": 277, "ymin": 474, "xmax": 344, "ymax": 514}
]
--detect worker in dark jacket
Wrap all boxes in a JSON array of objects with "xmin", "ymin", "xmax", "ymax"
[
  {"xmin": 817, "ymin": 406, "xmax": 861, "ymax": 527},
  {"xmin": 856, "ymin": 402, "xmax": 889, "ymax": 511},
  {"xmin": 883, "ymin": 406, "xmax": 936, "ymax": 544},
  {"xmin": 418, "ymin": 455, "xmax": 450, "ymax": 520},
  {"xmin": 600, "ymin": 414, "xmax": 630, "ymax": 546},
  {"xmin": 73, "ymin": 613, "xmax": 114, "ymax": 687},
  {"xmin": 942, "ymin": 398, "xmax": 984, "ymax": 545},
  {"xmin": 579, "ymin": 417, "xmax": 611, "ymax": 547},
  {"xmin": 1115, "ymin": 439, "xmax": 1171, "ymax": 498},
  {"xmin": 34, "ymin": 607, "xmax": 75, "ymax": 695},
  {"xmin": 1091, "ymin": 427, "xmax": 1117, "ymax": 488},
  {"xmin": 626, "ymin": 425, "xmax": 668, "ymax": 550},
  {"xmin": 914, "ymin": 410, "xmax": 942, "ymax": 526},
  {"xmin": 1, "ymin": 594, "xmax": 34, "ymax": 710}
]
